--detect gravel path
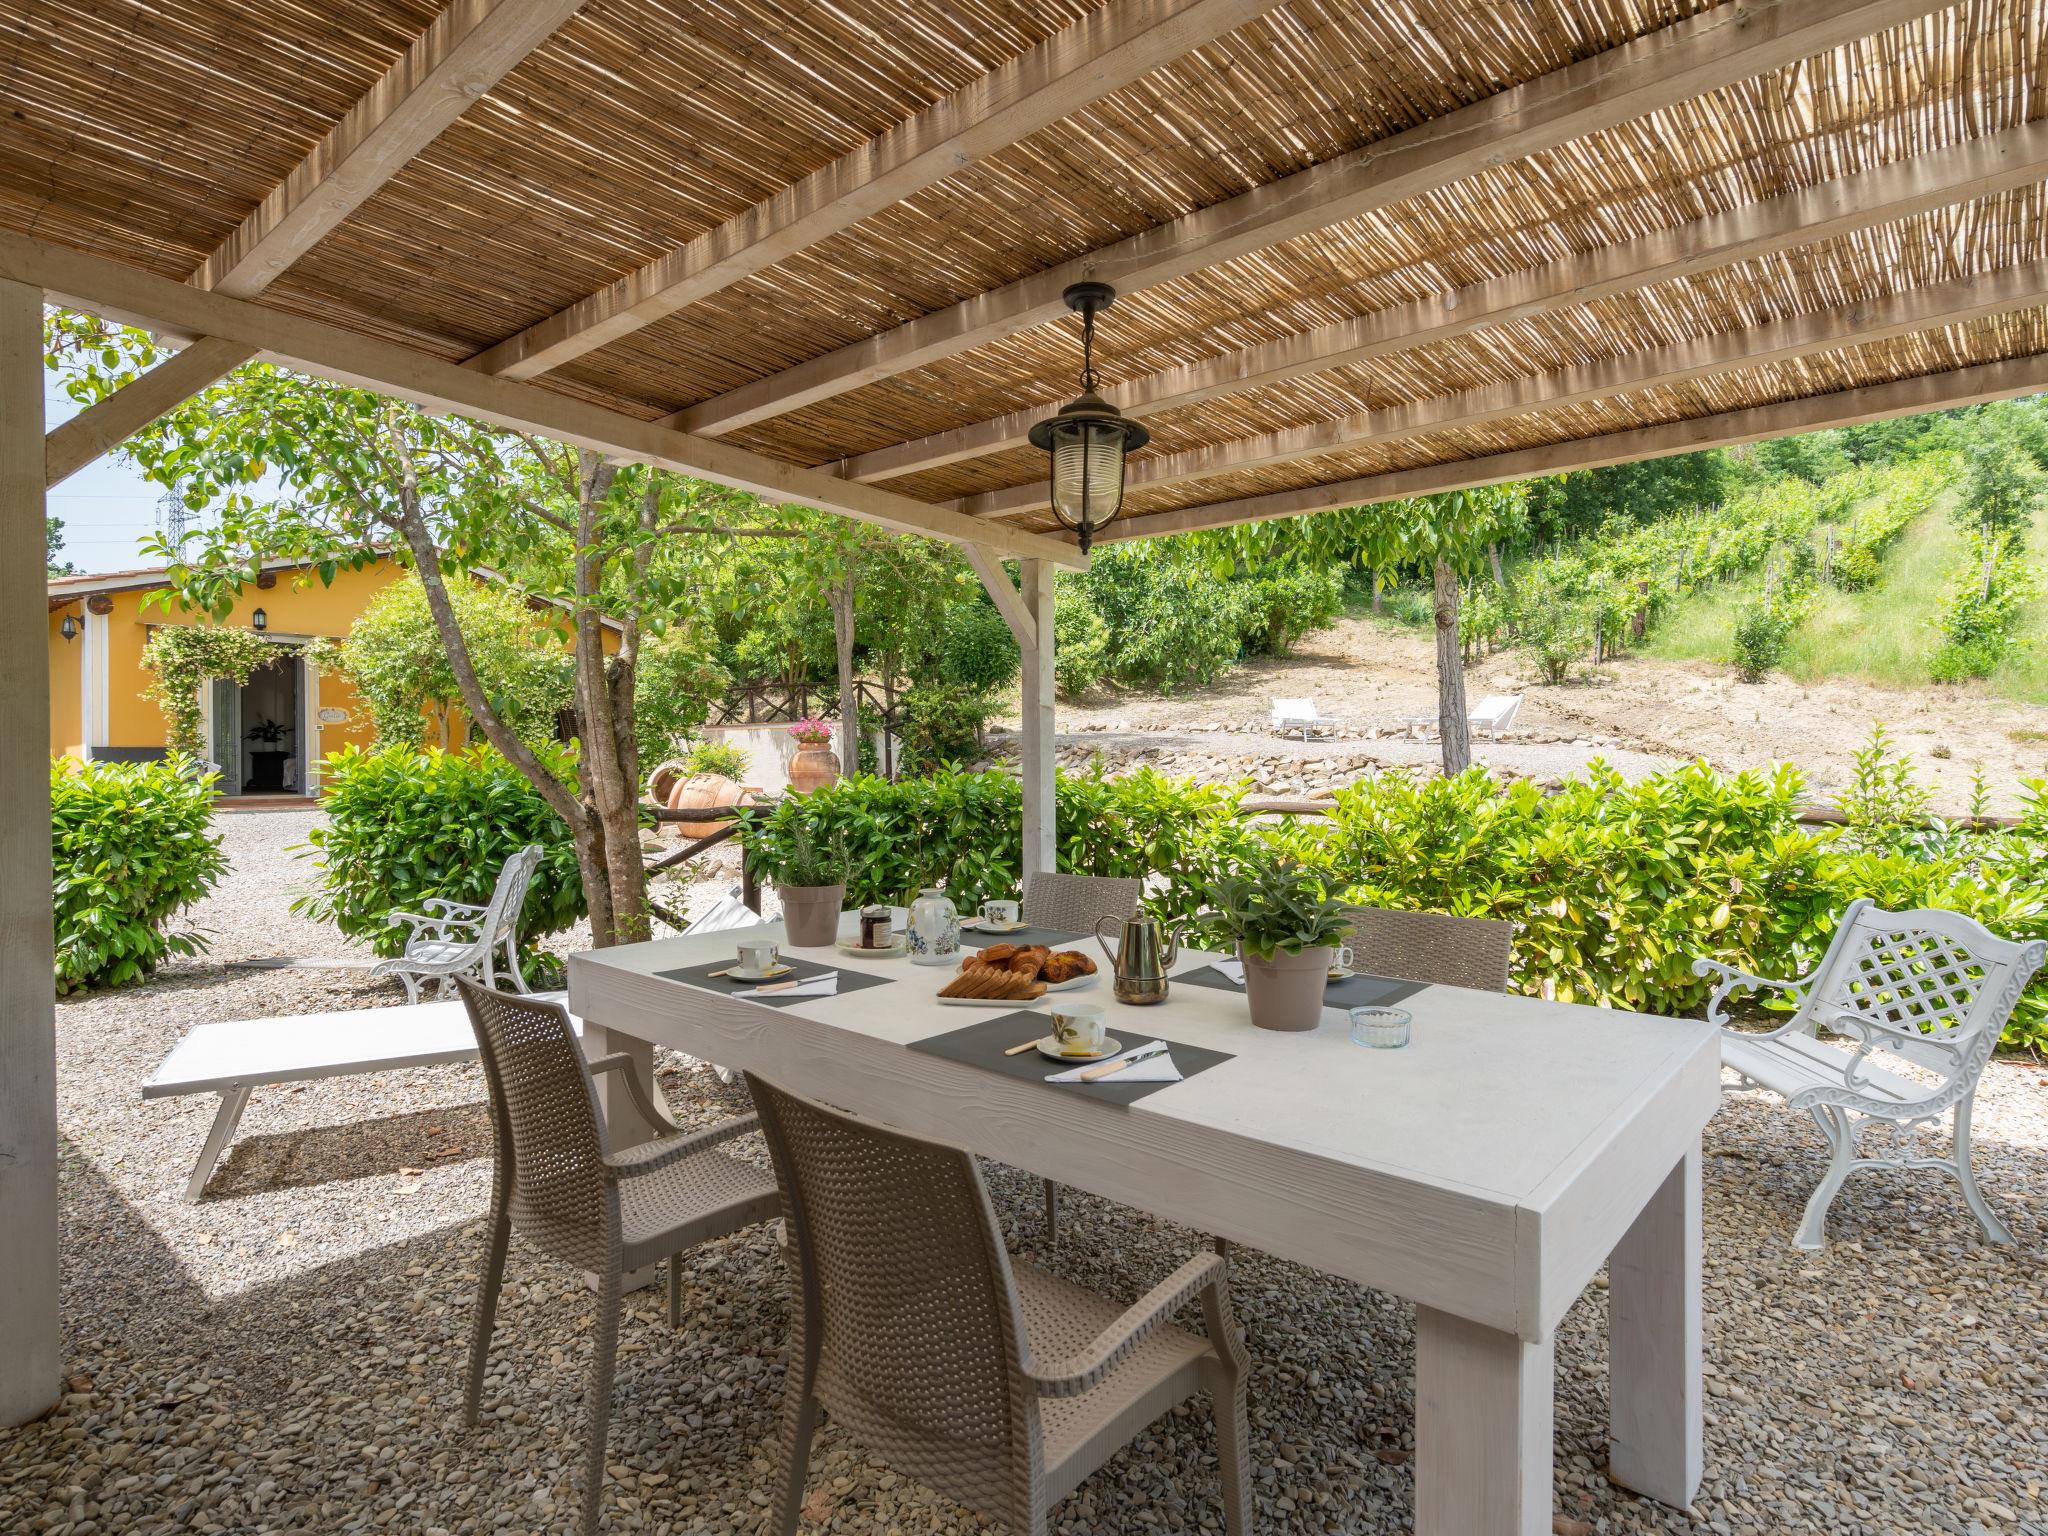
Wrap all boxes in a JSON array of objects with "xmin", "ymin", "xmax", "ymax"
[{"xmin": 4, "ymin": 811, "xmax": 2046, "ymax": 1535}]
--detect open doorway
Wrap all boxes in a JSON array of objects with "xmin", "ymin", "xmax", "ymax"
[{"xmin": 205, "ymin": 648, "xmax": 308, "ymax": 796}]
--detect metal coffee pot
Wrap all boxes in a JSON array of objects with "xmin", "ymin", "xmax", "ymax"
[{"xmin": 1095, "ymin": 915, "xmax": 1178, "ymax": 1006}]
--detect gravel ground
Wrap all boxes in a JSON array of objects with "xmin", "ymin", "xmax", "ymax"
[{"xmin": 4, "ymin": 810, "xmax": 2047, "ymax": 1535}]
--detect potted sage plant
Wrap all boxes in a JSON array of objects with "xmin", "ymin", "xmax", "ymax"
[
  {"xmin": 1212, "ymin": 861, "xmax": 1352, "ymax": 1032},
  {"xmin": 767, "ymin": 819, "xmax": 849, "ymax": 948}
]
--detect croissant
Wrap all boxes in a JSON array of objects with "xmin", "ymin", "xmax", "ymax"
[{"xmin": 979, "ymin": 942, "xmax": 1020, "ymax": 964}]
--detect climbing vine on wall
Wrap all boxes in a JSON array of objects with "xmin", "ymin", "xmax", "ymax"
[{"xmin": 140, "ymin": 626, "xmax": 280, "ymax": 757}]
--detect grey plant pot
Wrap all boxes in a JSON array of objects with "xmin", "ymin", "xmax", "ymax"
[
  {"xmin": 1239, "ymin": 943, "xmax": 1334, "ymax": 1032},
  {"xmin": 778, "ymin": 882, "xmax": 846, "ymax": 948}
]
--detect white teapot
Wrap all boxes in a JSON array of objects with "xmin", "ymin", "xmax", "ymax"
[{"xmin": 907, "ymin": 887, "xmax": 960, "ymax": 966}]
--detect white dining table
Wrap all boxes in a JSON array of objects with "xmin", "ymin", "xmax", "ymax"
[{"xmin": 568, "ymin": 916, "xmax": 1718, "ymax": 1536}]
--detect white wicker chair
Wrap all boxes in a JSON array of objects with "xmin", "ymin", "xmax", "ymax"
[
  {"xmin": 1695, "ymin": 898, "xmax": 2043, "ymax": 1249},
  {"xmin": 373, "ymin": 844, "xmax": 544, "ymax": 1002}
]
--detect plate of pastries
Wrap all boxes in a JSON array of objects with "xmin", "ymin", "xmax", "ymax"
[{"xmin": 934, "ymin": 944, "xmax": 1099, "ymax": 1004}]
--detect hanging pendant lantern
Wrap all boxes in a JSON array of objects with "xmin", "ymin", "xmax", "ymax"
[{"xmin": 1028, "ymin": 281, "xmax": 1148, "ymax": 553}]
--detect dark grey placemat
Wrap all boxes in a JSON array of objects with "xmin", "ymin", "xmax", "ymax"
[
  {"xmin": 957, "ymin": 925, "xmax": 1085, "ymax": 951},
  {"xmin": 907, "ymin": 1010, "xmax": 1233, "ymax": 1105},
  {"xmin": 1176, "ymin": 964, "xmax": 1426, "ymax": 1010},
  {"xmin": 656, "ymin": 955, "xmax": 896, "ymax": 1008}
]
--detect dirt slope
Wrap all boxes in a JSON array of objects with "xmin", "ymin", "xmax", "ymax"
[{"xmin": 1027, "ymin": 615, "xmax": 2048, "ymax": 816}]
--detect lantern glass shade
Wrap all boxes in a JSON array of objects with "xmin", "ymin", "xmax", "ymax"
[
  {"xmin": 1029, "ymin": 392, "xmax": 1149, "ymax": 550},
  {"xmin": 1049, "ymin": 415, "xmax": 1128, "ymax": 526},
  {"xmin": 60, "ymin": 613, "xmax": 78, "ymax": 642},
  {"xmin": 251, "ymin": 607, "xmax": 267, "ymax": 632}
]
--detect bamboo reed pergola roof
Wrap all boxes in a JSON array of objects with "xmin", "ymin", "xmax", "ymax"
[{"xmin": 5, "ymin": 0, "xmax": 2047, "ymax": 558}]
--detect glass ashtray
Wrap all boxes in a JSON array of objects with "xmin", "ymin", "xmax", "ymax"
[{"xmin": 1348, "ymin": 1006, "xmax": 1412, "ymax": 1050}]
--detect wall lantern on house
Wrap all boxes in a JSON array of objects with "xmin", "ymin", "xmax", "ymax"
[
  {"xmin": 251, "ymin": 608, "xmax": 268, "ymax": 632},
  {"xmin": 59, "ymin": 613, "xmax": 78, "ymax": 643}
]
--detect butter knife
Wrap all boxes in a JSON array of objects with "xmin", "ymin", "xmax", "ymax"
[{"xmin": 1077, "ymin": 1041, "xmax": 1168, "ymax": 1082}]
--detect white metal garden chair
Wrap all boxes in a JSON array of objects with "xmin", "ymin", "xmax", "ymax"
[
  {"xmin": 373, "ymin": 844, "xmax": 544, "ymax": 1002},
  {"xmin": 1695, "ymin": 898, "xmax": 2044, "ymax": 1249}
]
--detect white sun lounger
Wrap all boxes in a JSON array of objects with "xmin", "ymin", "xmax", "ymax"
[
  {"xmin": 142, "ymin": 995, "xmax": 579, "ymax": 1201},
  {"xmin": 1467, "ymin": 692, "xmax": 1524, "ymax": 739},
  {"xmin": 1270, "ymin": 697, "xmax": 1330, "ymax": 740}
]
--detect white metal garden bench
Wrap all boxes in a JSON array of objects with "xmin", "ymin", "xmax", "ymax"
[
  {"xmin": 371, "ymin": 844, "xmax": 543, "ymax": 1001},
  {"xmin": 1269, "ymin": 697, "xmax": 1330, "ymax": 741},
  {"xmin": 1695, "ymin": 898, "xmax": 2044, "ymax": 1249}
]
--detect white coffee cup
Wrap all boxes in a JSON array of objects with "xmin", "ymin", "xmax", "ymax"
[
  {"xmin": 737, "ymin": 939, "xmax": 780, "ymax": 976},
  {"xmin": 1329, "ymin": 944, "xmax": 1354, "ymax": 974},
  {"xmin": 1049, "ymin": 1002, "xmax": 1106, "ymax": 1056},
  {"xmin": 981, "ymin": 898, "xmax": 1020, "ymax": 928}
]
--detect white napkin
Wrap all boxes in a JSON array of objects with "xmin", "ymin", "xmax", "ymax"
[
  {"xmin": 1213, "ymin": 958, "xmax": 1246, "ymax": 985},
  {"xmin": 1046, "ymin": 1040, "xmax": 1182, "ymax": 1084},
  {"xmin": 734, "ymin": 974, "xmax": 839, "ymax": 1000}
]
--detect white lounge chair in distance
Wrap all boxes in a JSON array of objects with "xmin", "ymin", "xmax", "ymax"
[
  {"xmin": 1270, "ymin": 697, "xmax": 1328, "ymax": 741},
  {"xmin": 372, "ymin": 844, "xmax": 542, "ymax": 1001},
  {"xmin": 1467, "ymin": 692, "xmax": 1524, "ymax": 739},
  {"xmin": 1696, "ymin": 898, "xmax": 2044, "ymax": 1248}
]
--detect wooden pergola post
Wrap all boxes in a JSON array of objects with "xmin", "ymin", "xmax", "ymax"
[
  {"xmin": 966, "ymin": 547, "xmax": 1056, "ymax": 880},
  {"xmin": 1017, "ymin": 559, "xmax": 1056, "ymax": 879},
  {"xmin": 0, "ymin": 275, "xmax": 59, "ymax": 1426}
]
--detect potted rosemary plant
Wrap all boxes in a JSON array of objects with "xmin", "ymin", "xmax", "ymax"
[
  {"xmin": 1212, "ymin": 861, "xmax": 1352, "ymax": 1032},
  {"xmin": 768, "ymin": 819, "xmax": 848, "ymax": 948}
]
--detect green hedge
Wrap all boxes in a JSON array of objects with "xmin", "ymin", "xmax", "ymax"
[
  {"xmin": 53, "ymin": 755, "xmax": 227, "ymax": 993},
  {"xmin": 741, "ymin": 761, "xmax": 2048, "ymax": 1049},
  {"xmin": 299, "ymin": 743, "xmax": 585, "ymax": 963}
]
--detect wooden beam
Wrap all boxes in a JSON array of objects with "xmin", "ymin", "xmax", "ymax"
[
  {"xmin": 469, "ymin": 0, "xmax": 1282, "ymax": 380},
  {"xmin": 669, "ymin": 0, "xmax": 1950, "ymax": 438},
  {"xmin": 0, "ymin": 229, "xmax": 1085, "ymax": 568},
  {"xmin": 961, "ymin": 260, "xmax": 2048, "ymax": 518},
  {"xmin": 44, "ymin": 337, "xmax": 254, "ymax": 489},
  {"xmin": 856, "ymin": 119, "xmax": 2048, "ymax": 486},
  {"xmin": 0, "ymin": 276, "xmax": 59, "ymax": 1428},
  {"xmin": 201, "ymin": 0, "xmax": 589, "ymax": 298},
  {"xmin": 43, "ymin": 0, "xmax": 586, "ymax": 484},
  {"xmin": 962, "ymin": 545, "xmax": 1037, "ymax": 649},
  {"xmin": 1101, "ymin": 350, "xmax": 2048, "ymax": 543}
]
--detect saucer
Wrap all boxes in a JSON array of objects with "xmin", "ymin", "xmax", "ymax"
[
  {"xmin": 1036, "ymin": 1033, "xmax": 1122, "ymax": 1063},
  {"xmin": 837, "ymin": 935, "xmax": 908, "ymax": 958},
  {"xmin": 731, "ymin": 962, "xmax": 793, "ymax": 981},
  {"xmin": 1328, "ymin": 965, "xmax": 1355, "ymax": 980}
]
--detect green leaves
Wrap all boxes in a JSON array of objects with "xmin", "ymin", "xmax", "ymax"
[
  {"xmin": 1211, "ymin": 861, "xmax": 1352, "ymax": 960},
  {"xmin": 52, "ymin": 756, "xmax": 227, "ymax": 993},
  {"xmin": 299, "ymin": 744, "xmax": 586, "ymax": 969}
]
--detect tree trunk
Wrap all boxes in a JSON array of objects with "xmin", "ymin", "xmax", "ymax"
[
  {"xmin": 1370, "ymin": 574, "xmax": 1383, "ymax": 616},
  {"xmin": 830, "ymin": 573, "xmax": 858, "ymax": 775},
  {"xmin": 1433, "ymin": 557, "xmax": 1471, "ymax": 776},
  {"xmin": 1487, "ymin": 541, "xmax": 1507, "ymax": 593}
]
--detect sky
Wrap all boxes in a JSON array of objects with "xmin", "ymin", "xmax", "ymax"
[{"xmin": 44, "ymin": 375, "xmax": 173, "ymax": 573}]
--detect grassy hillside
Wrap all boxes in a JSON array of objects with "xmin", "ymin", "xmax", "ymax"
[{"xmin": 1644, "ymin": 492, "xmax": 2048, "ymax": 704}]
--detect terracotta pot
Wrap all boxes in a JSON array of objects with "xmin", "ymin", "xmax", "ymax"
[
  {"xmin": 645, "ymin": 757, "xmax": 691, "ymax": 808},
  {"xmin": 1239, "ymin": 943, "xmax": 1334, "ymax": 1032},
  {"xmin": 788, "ymin": 743, "xmax": 841, "ymax": 794},
  {"xmin": 665, "ymin": 772, "xmax": 760, "ymax": 840},
  {"xmin": 778, "ymin": 882, "xmax": 846, "ymax": 947}
]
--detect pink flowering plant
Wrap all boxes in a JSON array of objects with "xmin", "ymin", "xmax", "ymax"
[{"xmin": 789, "ymin": 716, "xmax": 833, "ymax": 747}]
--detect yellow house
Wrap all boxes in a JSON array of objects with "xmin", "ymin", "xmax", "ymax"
[
  {"xmin": 48, "ymin": 555, "xmax": 400, "ymax": 799},
  {"xmin": 47, "ymin": 554, "xmax": 618, "ymax": 800}
]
